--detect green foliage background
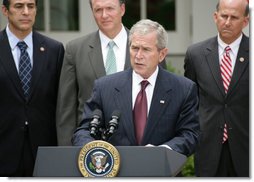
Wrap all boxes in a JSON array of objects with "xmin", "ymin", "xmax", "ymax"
[{"xmin": 181, "ymin": 155, "xmax": 195, "ymax": 177}]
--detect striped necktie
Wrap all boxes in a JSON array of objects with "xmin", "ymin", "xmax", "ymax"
[
  {"xmin": 220, "ymin": 46, "xmax": 232, "ymax": 143},
  {"xmin": 220, "ymin": 46, "xmax": 232, "ymax": 94}
]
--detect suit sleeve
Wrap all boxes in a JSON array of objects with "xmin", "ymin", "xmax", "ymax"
[
  {"xmin": 72, "ymin": 79, "xmax": 102, "ymax": 146},
  {"xmin": 184, "ymin": 48, "xmax": 197, "ymax": 82},
  {"xmin": 166, "ymin": 82, "xmax": 200, "ymax": 157},
  {"xmin": 56, "ymin": 43, "xmax": 78, "ymax": 145},
  {"xmin": 56, "ymin": 43, "xmax": 65, "ymax": 82}
]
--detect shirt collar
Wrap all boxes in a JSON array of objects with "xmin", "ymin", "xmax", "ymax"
[
  {"xmin": 217, "ymin": 33, "xmax": 242, "ymax": 55},
  {"xmin": 132, "ymin": 66, "xmax": 159, "ymax": 87},
  {"xmin": 6, "ymin": 24, "xmax": 33, "ymax": 51},
  {"xmin": 99, "ymin": 24, "xmax": 127, "ymax": 49}
]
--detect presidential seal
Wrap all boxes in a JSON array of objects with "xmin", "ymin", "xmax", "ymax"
[{"xmin": 78, "ymin": 140, "xmax": 120, "ymax": 177}]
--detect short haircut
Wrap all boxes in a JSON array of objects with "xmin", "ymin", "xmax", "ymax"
[
  {"xmin": 216, "ymin": 0, "xmax": 249, "ymax": 17},
  {"xmin": 129, "ymin": 19, "xmax": 168, "ymax": 50},
  {"xmin": 89, "ymin": 0, "xmax": 125, "ymax": 9},
  {"xmin": 2, "ymin": 0, "xmax": 38, "ymax": 9}
]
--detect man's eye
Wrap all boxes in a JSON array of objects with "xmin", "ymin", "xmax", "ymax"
[
  {"xmin": 15, "ymin": 5, "xmax": 23, "ymax": 9},
  {"xmin": 221, "ymin": 15, "xmax": 228, "ymax": 19},
  {"xmin": 131, "ymin": 47, "xmax": 138, "ymax": 50},
  {"xmin": 28, "ymin": 5, "xmax": 35, "ymax": 9}
]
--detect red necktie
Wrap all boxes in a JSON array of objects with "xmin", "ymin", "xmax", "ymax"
[
  {"xmin": 133, "ymin": 80, "xmax": 149, "ymax": 145},
  {"xmin": 220, "ymin": 46, "xmax": 232, "ymax": 143},
  {"xmin": 220, "ymin": 46, "xmax": 232, "ymax": 94}
]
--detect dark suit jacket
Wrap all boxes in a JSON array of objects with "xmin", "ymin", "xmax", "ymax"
[
  {"xmin": 72, "ymin": 67, "xmax": 200, "ymax": 157},
  {"xmin": 56, "ymin": 29, "xmax": 132, "ymax": 146},
  {"xmin": 184, "ymin": 35, "xmax": 249, "ymax": 176},
  {"xmin": 0, "ymin": 29, "xmax": 64, "ymax": 176}
]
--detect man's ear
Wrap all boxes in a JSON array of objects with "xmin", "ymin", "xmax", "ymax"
[{"xmin": 159, "ymin": 48, "xmax": 168, "ymax": 63}]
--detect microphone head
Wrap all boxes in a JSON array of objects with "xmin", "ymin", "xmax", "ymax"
[
  {"xmin": 93, "ymin": 109, "xmax": 102, "ymax": 118},
  {"xmin": 112, "ymin": 110, "xmax": 121, "ymax": 119},
  {"xmin": 90, "ymin": 109, "xmax": 102, "ymax": 139}
]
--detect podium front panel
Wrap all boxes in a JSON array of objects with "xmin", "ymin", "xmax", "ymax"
[{"xmin": 33, "ymin": 146, "xmax": 186, "ymax": 177}]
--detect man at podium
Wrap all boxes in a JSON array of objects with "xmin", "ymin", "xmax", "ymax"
[{"xmin": 72, "ymin": 19, "xmax": 200, "ymax": 157}]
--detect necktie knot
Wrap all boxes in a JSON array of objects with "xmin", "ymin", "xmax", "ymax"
[
  {"xmin": 105, "ymin": 40, "xmax": 117, "ymax": 75},
  {"xmin": 108, "ymin": 41, "xmax": 115, "ymax": 49},
  {"xmin": 17, "ymin": 41, "xmax": 28, "ymax": 52},
  {"xmin": 225, "ymin": 46, "xmax": 231, "ymax": 55},
  {"xmin": 140, "ymin": 80, "xmax": 149, "ymax": 91}
]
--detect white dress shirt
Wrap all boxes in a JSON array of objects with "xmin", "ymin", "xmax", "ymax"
[
  {"xmin": 132, "ymin": 67, "xmax": 172, "ymax": 150},
  {"xmin": 99, "ymin": 24, "xmax": 127, "ymax": 72},
  {"xmin": 132, "ymin": 66, "xmax": 159, "ymax": 115},
  {"xmin": 6, "ymin": 24, "xmax": 33, "ymax": 73},
  {"xmin": 218, "ymin": 33, "xmax": 242, "ymax": 73}
]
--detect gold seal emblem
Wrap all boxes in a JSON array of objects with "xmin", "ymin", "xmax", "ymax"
[{"xmin": 78, "ymin": 140, "xmax": 120, "ymax": 177}]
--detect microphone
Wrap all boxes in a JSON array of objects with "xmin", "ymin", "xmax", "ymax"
[
  {"xmin": 89, "ymin": 109, "xmax": 102, "ymax": 139},
  {"xmin": 105, "ymin": 110, "xmax": 121, "ymax": 140}
]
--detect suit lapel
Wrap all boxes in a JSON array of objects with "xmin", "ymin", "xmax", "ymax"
[
  {"xmin": 142, "ymin": 69, "xmax": 172, "ymax": 144},
  {"xmin": 0, "ymin": 30, "xmax": 24, "ymax": 98},
  {"xmin": 227, "ymin": 35, "xmax": 249, "ymax": 95},
  {"xmin": 124, "ymin": 28, "xmax": 131, "ymax": 70},
  {"xmin": 88, "ymin": 29, "xmax": 130, "ymax": 78},
  {"xmin": 88, "ymin": 31, "xmax": 106, "ymax": 78},
  {"xmin": 205, "ymin": 38, "xmax": 226, "ymax": 97},
  {"xmin": 28, "ymin": 32, "xmax": 46, "ymax": 101},
  {"xmin": 113, "ymin": 69, "xmax": 137, "ymax": 144}
]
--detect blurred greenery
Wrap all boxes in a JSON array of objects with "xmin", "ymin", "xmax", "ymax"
[
  {"xmin": 166, "ymin": 60, "xmax": 181, "ymax": 75},
  {"xmin": 181, "ymin": 155, "xmax": 195, "ymax": 177}
]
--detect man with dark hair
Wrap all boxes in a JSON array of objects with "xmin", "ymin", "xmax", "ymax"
[
  {"xmin": 0, "ymin": 0, "xmax": 64, "ymax": 176},
  {"xmin": 2, "ymin": 0, "xmax": 37, "ymax": 8}
]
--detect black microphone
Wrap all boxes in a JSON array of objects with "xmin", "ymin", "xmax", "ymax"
[
  {"xmin": 105, "ymin": 110, "xmax": 121, "ymax": 140},
  {"xmin": 89, "ymin": 109, "xmax": 102, "ymax": 139}
]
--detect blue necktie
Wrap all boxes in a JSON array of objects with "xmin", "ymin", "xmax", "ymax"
[
  {"xmin": 105, "ymin": 41, "xmax": 117, "ymax": 75},
  {"xmin": 17, "ymin": 41, "xmax": 32, "ymax": 99}
]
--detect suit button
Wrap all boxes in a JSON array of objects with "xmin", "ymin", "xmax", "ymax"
[{"xmin": 25, "ymin": 121, "xmax": 29, "ymax": 125}]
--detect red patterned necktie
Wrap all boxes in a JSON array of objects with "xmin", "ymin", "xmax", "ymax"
[
  {"xmin": 133, "ymin": 80, "xmax": 149, "ymax": 145},
  {"xmin": 220, "ymin": 46, "xmax": 232, "ymax": 143},
  {"xmin": 220, "ymin": 46, "xmax": 232, "ymax": 94}
]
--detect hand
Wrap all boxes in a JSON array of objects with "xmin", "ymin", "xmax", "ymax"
[{"xmin": 145, "ymin": 144, "xmax": 155, "ymax": 147}]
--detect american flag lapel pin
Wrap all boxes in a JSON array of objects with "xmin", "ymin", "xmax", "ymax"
[
  {"xmin": 160, "ymin": 100, "xmax": 165, "ymax": 104},
  {"xmin": 40, "ymin": 47, "xmax": 45, "ymax": 52}
]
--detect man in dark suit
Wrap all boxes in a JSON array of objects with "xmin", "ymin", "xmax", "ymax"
[
  {"xmin": 184, "ymin": 0, "xmax": 249, "ymax": 177},
  {"xmin": 72, "ymin": 19, "xmax": 200, "ymax": 158},
  {"xmin": 0, "ymin": 0, "xmax": 64, "ymax": 176}
]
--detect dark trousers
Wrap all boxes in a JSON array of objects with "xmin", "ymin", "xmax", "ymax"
[
  {"xmin": 10, "ymin": 128, "xmax": 35, "ymax": 177},
  {"xmin": 215, "ymin": 141, "xmax": 237, "ymax": 177}
]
